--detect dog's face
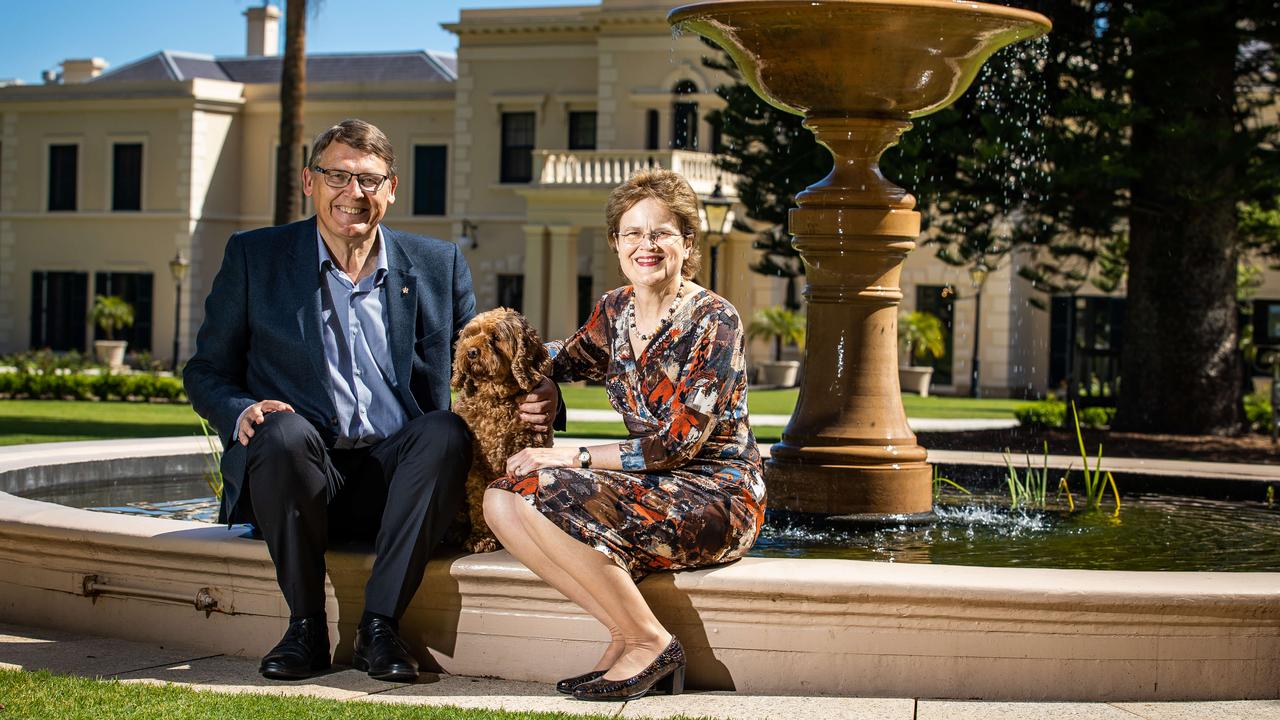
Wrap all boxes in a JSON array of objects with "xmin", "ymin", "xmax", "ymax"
[{"xmin": 451, "ymin": 308, "xmax": 550, "ymax": 397}]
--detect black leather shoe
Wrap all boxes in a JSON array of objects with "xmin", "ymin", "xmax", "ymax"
[
  {"xmin": 259, "ymin": 618, "xmax": 331, "ymax": 680},
  {"xmin": 573, "ymin": 637, "xmax": 686, "ymax": 702},
  {"xmin": 556, "ymin": 669, "xmax": 606, "ymax": 694},
  {"xmin": 353, "ymin": 618, "xmax": 419, "ymax": 683}
]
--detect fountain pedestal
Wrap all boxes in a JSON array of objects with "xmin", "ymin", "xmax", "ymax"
[{"xmin": 669, "ymin": 0, "xmax": 1050, "ymax": 516}]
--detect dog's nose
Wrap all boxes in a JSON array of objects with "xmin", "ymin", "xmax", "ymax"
[{"xmin": 467, "ymin": 348, "xmax": 478, "ymax": 359}]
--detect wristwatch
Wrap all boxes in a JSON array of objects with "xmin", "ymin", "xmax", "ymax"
[{"xmin": 577, "ymin": 447, "xmax": 592, "ymax": 469}]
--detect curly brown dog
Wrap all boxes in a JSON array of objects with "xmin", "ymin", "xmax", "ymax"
[{"xmin": 451, "ymin": 308, "xmax": 552, "ymax": 553}]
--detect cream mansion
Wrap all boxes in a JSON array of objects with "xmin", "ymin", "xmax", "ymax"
[{"xmin": 3, "ymin": 0, "xmax": 1271, "ymax": 397}]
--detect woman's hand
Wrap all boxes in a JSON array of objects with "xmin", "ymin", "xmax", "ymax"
[{"xmin": 506, "ymin": 446, "xmax": 579, "ymax": 477}]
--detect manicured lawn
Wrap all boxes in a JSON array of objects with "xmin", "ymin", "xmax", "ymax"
[
  {"xmin": 0, "ymin": 669, "xmax": 616, "ymax": 720},
  {"xmin": 0, "ymin": 400, "xmax": 205, "ymax": 446},
  {"xmin": 0, "ymin": 390, "xmax": 1021, "ymax": 447}
]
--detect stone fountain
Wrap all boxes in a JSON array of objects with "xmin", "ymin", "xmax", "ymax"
[{"xmin": 669, "ymin": 0, "xmax": 1051, "ymax": 517}]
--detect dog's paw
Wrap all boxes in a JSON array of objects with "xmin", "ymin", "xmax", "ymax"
[{"xmin": 464, "ymin": 535, "xmax": 501, "ymax": 554}]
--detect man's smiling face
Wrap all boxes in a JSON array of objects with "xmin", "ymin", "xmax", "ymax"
[{"xmin": 303, "ymin": 141, "xmax": 397, "ymax": 246}]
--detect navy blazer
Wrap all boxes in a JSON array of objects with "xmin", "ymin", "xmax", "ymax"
[{"xmin": 184, "ymin": 217, "xmax": 476, "ymax": 524}]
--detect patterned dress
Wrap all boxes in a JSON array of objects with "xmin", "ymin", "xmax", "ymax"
[{"xmin": 489, "ymin": 286, "xmax": 766, "ymax": 580}]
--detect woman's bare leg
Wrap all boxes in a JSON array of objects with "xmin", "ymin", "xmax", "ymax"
[
  {"xmin": 483, "ymin": 489, "xmax": 624, "ymax": 671},
  {"xmin": 483, "ymin": 488, "xmax": 671, "ymax": 679}
]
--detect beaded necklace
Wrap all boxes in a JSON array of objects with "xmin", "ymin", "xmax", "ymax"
[{"xmin": 629, "ymin": 279, "xmax": 685, "ymax": 342}]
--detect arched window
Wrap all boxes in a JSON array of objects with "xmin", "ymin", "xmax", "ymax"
[{"xmin": 671, "ymin": 80, "xmax": 699, "ymax": 150}]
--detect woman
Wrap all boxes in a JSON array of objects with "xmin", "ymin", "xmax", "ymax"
[{"xmin": 483, "ymin": 169, "xmax": 766, "ymax": 702}]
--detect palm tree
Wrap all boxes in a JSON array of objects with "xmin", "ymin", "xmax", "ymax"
[
  {"xmin": 273, "ymin": 0, "xmax": 307, "ymax": 227},
  {"xmin": 747, "ymin": 306, "xmax": 806, "ymax": 362},
  {"xmin": 898, "ymin": 311, "xmax": 945, "ymax": 367}
]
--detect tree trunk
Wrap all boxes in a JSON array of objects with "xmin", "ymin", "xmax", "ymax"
[
  {"xmin": 1114, "ymin": 3, "xmax": 1243, "ymax": 435},
  {"xmin": 273, "ymin": 0, "xmax": 307, "ymax": 227}
]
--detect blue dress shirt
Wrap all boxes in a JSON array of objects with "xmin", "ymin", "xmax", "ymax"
[{"xmin": 316, "ymin": 228, "xmax": 408, "ymax": 448}]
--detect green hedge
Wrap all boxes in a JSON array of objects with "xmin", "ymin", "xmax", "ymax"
[
  {"xmin": 1014, "ymin": 400, "xmax": 1115, "ymax": 430},
  {"xmin": 0, "ymin": 371, "xmax": 185, "ymax": 402}
]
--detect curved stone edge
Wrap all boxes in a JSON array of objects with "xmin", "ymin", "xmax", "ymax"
[{"xmin": 2, "ymin": 487, "xmax": 1279, "ymax": 701}]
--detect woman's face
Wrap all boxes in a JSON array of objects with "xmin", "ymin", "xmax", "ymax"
[{"xmin": 615, "ymin": 197, "xmax": 691, "ymax": 291}]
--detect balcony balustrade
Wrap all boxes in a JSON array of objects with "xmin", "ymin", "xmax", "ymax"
[{"xmin": 531, "ymin": 149, "xmax": 735, "ymax": 196}]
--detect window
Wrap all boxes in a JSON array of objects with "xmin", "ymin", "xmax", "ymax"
[
  {"xmin": 671, "ymin": 80, "xmax": 699, "ymax": 150},
  {"xmin": 500, "ymin": 112, "xmax": 535, "ymax": 183},
  {"xmin": 497, "ymin": 274, "xmax": 524, "ymax": 313},
  {"xmin": 48, "ymin": 144, "xmax": 77, "ymax": 211},
  {"xmin": 568, "ymin": 112, "xmax": 597, "ymax": 151},
  {"xmin": 1049, "ymin": 296, "xmax": 1126, "ymax": 398},
  {"xmin": 413, "ymin": 145, "xmax": 448, "ymax": 216},
  {"xmin": 578, "ymin": 276, "xmax": 594, "ymax": 327},
  {"xmin": 30, "ymin": 271, "xmax": 88, "ymax": 351},
  {"xmin": 94, "ymin": 272, "xmax": 154, "ymax": 351},
  {"xmin": 645, "ymin": 110, "xmax": 660, "ymax": 151},
  {"xmin": 112, "ymin": 143, "xmax": 143, "ymax": 211},
  {"xmin": 915, "ymin": 285, "xmax": 955, "ymax": 386}
]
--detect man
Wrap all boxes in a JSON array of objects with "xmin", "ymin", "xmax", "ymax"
[{"xmin": 185, "ymin": 119, "xmax": 557, "ymax": 682}]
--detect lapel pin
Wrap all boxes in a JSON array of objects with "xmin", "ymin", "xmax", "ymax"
[{"xmin": 402, "ymin": 286, "xmax": 409, "ymax": 295}]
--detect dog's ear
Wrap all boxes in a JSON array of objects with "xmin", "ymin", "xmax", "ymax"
[{"xmin": 511, "ymin": 314, "xmax": 547, "ymax": 392}]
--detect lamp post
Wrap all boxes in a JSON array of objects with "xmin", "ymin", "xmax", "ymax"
[
  {"xmin": 700, "ymin": 182, "xmax": 735, "ymax": 293},
  {"xmin": 968, "ymin": 262, "xmax": 989, "ymax": 398},
  {"xmin": 169, "ymin": 250, "xmax": 191, "ymax": 370}
]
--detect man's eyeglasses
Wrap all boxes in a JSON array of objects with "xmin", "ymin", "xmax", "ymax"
[
  {"xmin": 615, "ymin": 229, "xmax": 688, "ymax": 247},
  {"xmin": 311, "ymin": 166, "xmax": 390, "ymax": 192}
]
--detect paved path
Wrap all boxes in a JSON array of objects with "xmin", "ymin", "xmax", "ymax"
[{"xmin": 2, "ymin": 624, "xmax": 1276, "ymax": 719}]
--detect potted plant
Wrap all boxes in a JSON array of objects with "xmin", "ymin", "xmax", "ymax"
[
  {"xmin": 747, "ymin": 305, "xmax": 805, "ymax": 387},
  {"xmin": 92, "ymin": 295, "xmax": 135, "ymax": 370},
  {"xmin": 898, "ymin": 310, "xmax": 945, "ymax": 396}
]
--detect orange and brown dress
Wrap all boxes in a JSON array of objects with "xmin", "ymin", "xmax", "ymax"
[{"xmin": 489, "ymin": 286, "xmax": 766, "ymax": 580}]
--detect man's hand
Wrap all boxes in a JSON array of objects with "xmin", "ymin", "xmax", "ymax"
[
  {"xmin": 518, "ymin": 377, "xmax": 559, "ymax": 433},
  {"xmin": 238, "ymin": 400, "xmax": 296, "ymax": 445}
]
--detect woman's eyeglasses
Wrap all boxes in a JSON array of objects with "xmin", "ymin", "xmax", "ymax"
[{"xmin": 615, "ymin": 229, "xmax": 687, "ymax": 246}]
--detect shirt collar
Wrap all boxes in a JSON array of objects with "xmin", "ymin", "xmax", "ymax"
[{"xmin": 317, "ymin": 226, "xmax": 389, "ymax": 281}]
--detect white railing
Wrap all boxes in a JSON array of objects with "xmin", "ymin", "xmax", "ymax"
[{"xmin": 532, "ymin": 149, "xmax": 737, "ymax": 197}]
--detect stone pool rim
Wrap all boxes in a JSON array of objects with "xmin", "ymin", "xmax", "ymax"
[{"xmin": 1, "ymin": 437, "xmax": 1278, "ymax": 701}]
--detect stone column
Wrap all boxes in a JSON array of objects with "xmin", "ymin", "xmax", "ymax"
[
  {"xmin": 545, "ymin": 225, "xmax": 579, "ymax": 342},
  {"xmin": 521, "ymin": 224, "xmax": 549, "ymax": 337}
]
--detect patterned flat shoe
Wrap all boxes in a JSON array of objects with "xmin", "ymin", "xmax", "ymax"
[
  {"xmin": 555, "ymin": 669, "xmax": 607, "ymax": 694},
  {"xmin": 572, "ymin": 637, "xmax": 686, "ymax": 702}
]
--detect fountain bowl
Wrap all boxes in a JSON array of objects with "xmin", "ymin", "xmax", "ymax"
[{"xmin": 669, "ymin": 0, "xmax": 1051, "ymax": 120}]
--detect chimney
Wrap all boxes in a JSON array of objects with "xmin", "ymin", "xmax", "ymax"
[
  {"xmin": 244, "ymin": 4, "xmax": 281, "ymax": 57},
  {"xmin": 60, "ymin": 58, "xmax": 108, "ymax": 84}
]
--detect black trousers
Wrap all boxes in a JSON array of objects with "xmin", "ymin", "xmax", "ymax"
[{"xmin": 243, "ymin": 410, "xmax": 471, "ymax": 620}]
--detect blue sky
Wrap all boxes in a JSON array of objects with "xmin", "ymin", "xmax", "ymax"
[{"xmin": 2, "ymin": 1, "xmax": 594, "ymax": 84}]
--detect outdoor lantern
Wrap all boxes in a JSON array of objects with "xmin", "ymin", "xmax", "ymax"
[
  {"xmin": 169, "ymin": 250, "xmax": 191, "ymax": 286},
  {"xmin": 458, "ymin": 219, "xmax": 479, "ymax": 250},
  {"xmin": 169, "ymin": 250, "xmax": 191, "ymax": 370},
  {"xmin": 968, "ymin": 263, "xmax": 989, "ymax": 289},
  {"xmin": 967, "ymin": 261, "xmax": 989, "ymax": 398},
  {"xmin": 701, "ymin": 181, "xmax": 735, "ymax": 292},
  {"xmin": 702, "ymin": 182, "xmax": 735, "ymax": 239}
]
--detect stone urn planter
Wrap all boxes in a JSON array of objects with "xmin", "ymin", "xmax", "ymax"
[
  {"xmin": 93, "ymin": 340, "xmax": 128, "ymax": 369},
  {"xmin": 898, "ymin": 365, "xmax": 933, "ymax": 397},
  {"xmin": 759, "ymin": 360, "xmax": 801, "ymax": 388}
]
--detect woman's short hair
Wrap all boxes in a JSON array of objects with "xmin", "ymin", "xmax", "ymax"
[
  {"xmin": 605, "ymin": 169, "xmax": 703, "ymax": 280},
  {"xmin": 309, "ymin": 119, "xmax": 397, "ymax": 178}
]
